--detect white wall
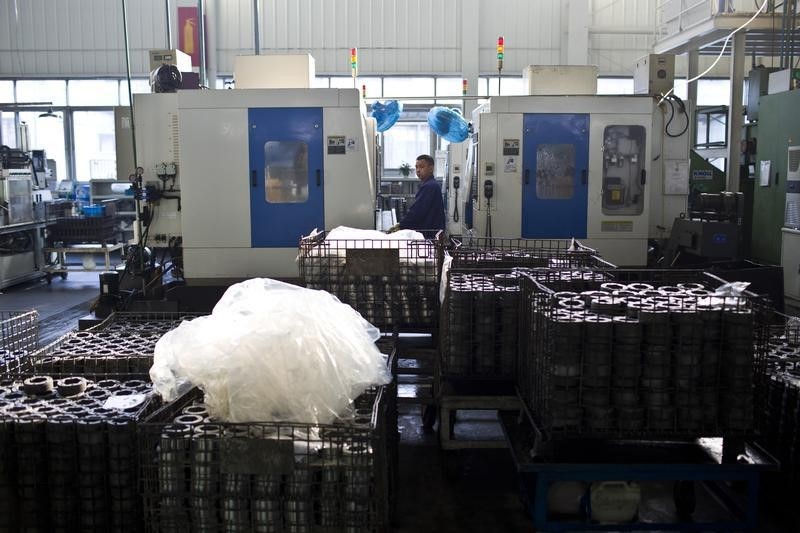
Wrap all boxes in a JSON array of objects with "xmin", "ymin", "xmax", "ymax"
[
  {"xmin": 0, "ymin": 0, "xmax": 169, "ymax": 76},
  {"xmin": 0, "ymin": 0, "xmax": 709, "ymax": 79}
]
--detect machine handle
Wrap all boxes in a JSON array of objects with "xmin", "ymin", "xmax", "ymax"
[
  {"xmin": 316, "ymin": 169, "xmax": 321, "ymax": 187},
  {"xmin": 251, "ymin": 170, "xmax": 257, "ymax": 188},
  {"xmin": 640, "ymin": 169, "xmax": 646, "ymax": 185},
  {"xmin": 581, "ymin": 169, "xmax": 587, "ymax": 186},
  {"xmin": 524, "ymin": 169, "xmax": 530, "ymax": 185}
]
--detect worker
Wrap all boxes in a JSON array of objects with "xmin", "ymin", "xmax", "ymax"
[{"xmin": 389, "ymin": 154, "xmax": 445, "ymax": 238}]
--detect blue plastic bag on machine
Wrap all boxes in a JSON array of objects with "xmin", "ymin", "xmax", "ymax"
[
  {"xmin": 427, "ymin": 106, "xmax": 470, "ymax": 143},
  {"xmin": 371, "ymin": 100, "xmax": 403, "ymax": 132}
]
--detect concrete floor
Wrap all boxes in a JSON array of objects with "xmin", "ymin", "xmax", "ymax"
[{"xmin": 1, "ymin": 273, "xmax": 797, "ymax": 532}]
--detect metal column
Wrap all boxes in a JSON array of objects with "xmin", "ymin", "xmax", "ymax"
[
  {"xmin": 688, "ymin": 49, "xmax": 699, "ymax": 105},
  {"xmin": 726, "ymin": 31, "xmax": 746, "ymax": 192}
]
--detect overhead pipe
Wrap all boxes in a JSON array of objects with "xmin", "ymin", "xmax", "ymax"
[
  {"xmin": 197, "ymin": 0, "xmax": 207, "ymax": 87},
  {"xmin": 253, "ymin": 0, "xmax": 260, "ymax": 55},
  {"xmin": 165, "ymin": 0, "xmax": 173, "ymax": 49}
]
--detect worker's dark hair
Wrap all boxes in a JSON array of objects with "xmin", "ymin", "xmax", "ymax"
[{"xmin": 416, "ymin": 154, "xmax": 434, "ymax": 166}]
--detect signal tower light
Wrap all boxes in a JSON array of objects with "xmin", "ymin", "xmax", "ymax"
[{"xmin": 496, "ymin": 36, "xmax": 504, "ymax": 73}]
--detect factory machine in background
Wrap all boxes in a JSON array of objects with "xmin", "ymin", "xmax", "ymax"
[
  {"xmin": 0, "ymin": 147, "xmax": 50, "ymax": 289},
  {"xmin": 131, "ymin": 88, "xmax": 377, "ymax": 283},
  {"xmin": 445, "ymin": 141, "xmax": 468, "ymax": 236},
  {"xmin": 470, "ymin": 94, "xmax": 691, "ymax": 266}
]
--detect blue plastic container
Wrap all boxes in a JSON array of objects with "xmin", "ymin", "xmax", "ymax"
[{"xmin": 82, "ymin": 204, "xmax": 106, "ymax": 217}]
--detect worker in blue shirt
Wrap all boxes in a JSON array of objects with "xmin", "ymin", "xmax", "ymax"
[{"xmin": 389, "ymin": 154, "xmax": 445, "ymax": 238}]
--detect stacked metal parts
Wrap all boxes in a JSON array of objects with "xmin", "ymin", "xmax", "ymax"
[
  {"xmin": 32, "ymin": 331, "xmax": 160, "ymax": 375},
  {"xmin": 520, "ymin": 273, "xmax": 767, "ymax": 437},
  {"xmin": 140, "ymin": 384, "xmax": 393, "ymax": 532},
  {"xmin": 759, "ymin": 321, "xmax": 800, "ymax": 482},
  {"xmin": 441, "ymin": 269, "xmax": 611, "ymax": 380},
  {"xmin": 440, "ymin": 238, "xmax": 613, "ymax": 381},
  {"xmin": 299, "ymin": 232, "xmax": 441, "ymax": 329},
  {"xmin": 0, "ymin": 375, "xmax": 157, "ymax": 532},
  {"xmin": 0, "ymin": 310, "xmax": 38, "ymax": 374}
]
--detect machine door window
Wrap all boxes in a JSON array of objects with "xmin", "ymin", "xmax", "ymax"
[
  {"xmin": 602, "ymin": 125, "xmax": 646, "ymax": 216},
  {"xmin": 264, "ymin": 141, "xmax": 309, "ymax": 204},
  {"xmin": 536, "ymin": 144, "xmax": 575, "ymax": 200}
]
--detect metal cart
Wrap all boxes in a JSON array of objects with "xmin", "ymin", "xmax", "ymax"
[{"xmin": 500, "ymin": 407, "xmax": 777, "ymax": 532}]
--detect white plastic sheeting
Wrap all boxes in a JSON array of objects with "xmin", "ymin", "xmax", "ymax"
[{"xmin": 150, "ymin": 278, "xmax": 391, "ymax": 424}]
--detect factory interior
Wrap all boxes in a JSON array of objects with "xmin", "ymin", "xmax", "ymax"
[{"xmin": 2, "ymin": 0, "xmax": 800, "ymax": 531}]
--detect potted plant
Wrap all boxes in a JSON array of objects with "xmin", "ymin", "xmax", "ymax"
[{"xmin": 399, "ymin": 162, "xmax": 412, "ymax": 178}]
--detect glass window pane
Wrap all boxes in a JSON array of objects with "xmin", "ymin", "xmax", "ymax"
[
  {"xmin": 330, "ymin": 77, "xmax": 358, "ymax": 89},
  {"xmin": 602, "ymin": 125, "xmax": 646, "ymax": 216},
  {"xmin": 73, "ymin": 111, "xmax": 116, "ymax": 182},
  {"xmin": 265, "ymin": 141, "xmax": 308, "ymax": 203},
  {"xmin": 384, "ymin": 77, "xmax": 435, "ymax": 102},
  {"xmin": 436, "ymin": 78, "xmax": 463, "ymax": 98},
  {"xmin": 358, "ymin": 77, "xmax": 382, "ymax": 98},
  {"xmin": 16, "ymin": 80, "xmax": 66, "ymax": 106},
  {"xmin": 536, "ymin": 144, "xmax": 575, "ymax": 199},
  {"xmin": 19, "ymin": 111, "xmax": 67, "ymax": 182},
  {"xmin": 383, "ymin": 123, "xmax": 430, "ymax": 170},
  {"xmin": 312, "ymin": 77, "xmax": 329, "ymax": 88},
  {"xmin": 673, "ymin": 79, "xmax": 688, "ymax": 100},
  {"xmin": 597, "ymin": 78, "xmax": 634, "ymax": 95},
  {"xmin": 478, "ymin": 78, "xmax": 489, "ymax": 97},
  {"xmin": 697, "ymin": 79, "xmax": 731, "ymax": 106},
  {"xmin": 708, "ymin": 112, "xmax": 727, "ymax": 144},
  {"xmin": 487, "ymin": 77, "xmax": 524, "ymax": 96},
  {"xmin": 0, "ymin": 80, "xmax": 13, "ymax": 102},
  {"xmin": 1, "ymin": 112, "xmax": 15, "ymax": 147},
  {"xmin": 68, "ymin": 80, "xmax": 119, "ymax": 106},
  {"xmin": 696, "ymin": 113, "xmax": 709, "ymax": 145},
  {"xmin": 119, "ymin": 79, "xmax": 152, "ymax": 105}
]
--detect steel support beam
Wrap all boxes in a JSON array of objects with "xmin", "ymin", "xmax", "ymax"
[{"xmin": 726, "ymin": 31, "xmax": 746, "ymax": 192}]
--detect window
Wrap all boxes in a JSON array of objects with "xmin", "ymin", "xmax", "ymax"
[
  {"xmin": 696, "ymin": 107, "xmax": 727, "ymax": 147},
  {"xmin": 0, "ymin": 80, "xmax": 13, "ymax": 102},
  {"xmin": 73, "ymin": 111, "xmax": 116, "ymax": 181},
  {"xmin": 16, "ymin": 80, "xmax": 67, "ymax": 106},
  {"xmin": 68, "ymin": 80, "xmax": 119, "ymax": 106},
  {"xmin": 119, "ymin": 79, "xmax": 152, "ymax": 105},
  {"xmin": 1, "ymin": 112, "xmax": 15, "ymax": 147},
  {"xmin": 384, "ymin": 77, "xmax": 435, "ymax": 103},
  {"xmin": 332, "ymin": 76, "xmax": 382, "ymax": 98},
  {"xmin": 486, "ymin": 77, "xmax": 524, "ymax": 96},
  {"xmin": 18, "ymin": 111, "xmax": 67, "ymax": 184},
  {"xmin": 312, "ymin": 77, "xmax": 330, "ymax": 88},
  {"xmin": 436, "ymin": 78, "xmax": 463, "ymax": 104},
  {"xmin": 536, "ymin": 144, "xmax": 575, "ymax": 199},
  {"xmin": 265, "ymin": 141, "xmax": 308, "ymax": 203},
  {"xmin": 602, "ymin": 125, "xmax": 646, "ymax": 216},
  {"xmin": 383, "ymin": 123, "xmax": 430, "ymax": 170},
  {"xmin": 697, "ymin": 79, "xmax": 731, "ymax": 106}
]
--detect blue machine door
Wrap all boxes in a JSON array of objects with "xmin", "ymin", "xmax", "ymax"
[
  {"xmin": 248, "ymin": 107, "xmax": 324, "ymax": 248},
  {"xmin": 522, "ymin": 114, "xmax": 589, "ymax": 238}
]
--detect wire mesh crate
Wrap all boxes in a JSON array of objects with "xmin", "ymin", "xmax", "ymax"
[
  {"xmin": 48, "ymin": 215, "xmax": 120, "ymax": 244},
  {"xmin": 139, "ymin": 380, "xmax": 394, "ymax": 532},
  {"xmin": 758, "ymin": 318, "xmax": 800, "ymax": 483},
  {"xmin": 439, "ymin": 265, "xmax": 615, "ymax": 381},
  {"xmin": 88, "ymin": 311, "xmax": 207, "ymax": 336},
  {"xmin": 446, "ymin": 236, "xmax": 615, "ymax": 270},
  {"xmin": 0, "ymin": 310, "xmax": 39, "ymax": 375},
  {"xmin": 298, "ymin": 231, "xmax": 442, "ymax": 330},
  {"xmin": 29, "ymin": 331, "xmax": 161, "ymax": 377},
  {"xmin": 519, "ymin": 269, "xmax": 772, "ymax": 440},
  {"xmin": 0, "ymin": 374, "xmax": 160, "ymax": 532}
]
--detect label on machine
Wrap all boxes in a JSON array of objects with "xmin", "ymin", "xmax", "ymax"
[
  {"xmin": 327, "ymin": 135, "xmax": 346, "ymax": 155},
  {"xmin": 601, "ymin": 220, "xmax": 634, "ymax": 232}
]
